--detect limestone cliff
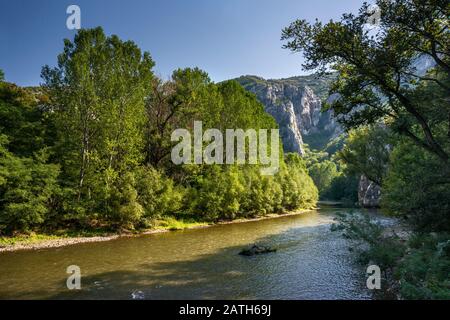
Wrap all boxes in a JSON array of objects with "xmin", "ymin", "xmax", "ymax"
[{"xmin": 235, "ymin": 74, "xmax": 341, "ymax": 153}]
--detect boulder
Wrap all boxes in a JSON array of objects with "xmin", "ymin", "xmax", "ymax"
[
  {"xmin": 239, "ymin": 244, "xmax": 277, "ymax": 256},
  {"xmin": 358, "ymin": 175, "xmax": 381, "ymax": 208}
]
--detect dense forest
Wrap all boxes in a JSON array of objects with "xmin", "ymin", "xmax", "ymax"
[
  {"xmin": 0, "ymin": 28, "xmax": 318, "ymax": 236},
  {"xmin": 0, "ymin": 0, "xmax": 448, "ymax": 300},
  {"xmin": 282, "ymin": 0, "xmax": 449, "ymax": 299}
]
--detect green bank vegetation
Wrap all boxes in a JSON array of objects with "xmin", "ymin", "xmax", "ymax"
[
  {"xmin": 283, "ymin": 0, "xmax": 450, "ymax": 299},
  {"xmin": 0, "ymin": 28, "xmax": 318, "ymax": 240}
]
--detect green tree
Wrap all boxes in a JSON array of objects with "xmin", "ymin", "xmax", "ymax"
[
  {"xmin": 279, "ymin": 154, "xmax": 318, "ymax": 210},
  {"xmin": 239, "ymin": 166, "xmax": 283, "ymax": 216},
  {"xmin": 338, "ymin": 125, "xmax": 391, "ymax": 186},
  {"xmin": 135, "ymin": 166, "xmax": 184, "ymax": 220},
  {"xmin": 41, "ymin": 27, "xmax": 155, "ymax": 220},
  {"xmin": 282, "ymin": 0, "xmax": 450, "ymax": 164},
  {"xmin": 0, "ymin": 135, "xmax": 60, "ymax": 234},
  {"xmin": 189, "ymin": 165, "xmax": 245, "ymax": 221},
  {"xmin": 0, "ymin": 81, "xmax": 54, "ymax": 157},
  {"xmin": 145, "ymin": 68, "xmax": 223, "ymax": 169},
  {"xmin": 383, "ymin": 139, "xmax": 450, "ymax": 232},
  {"xmin": 323, "ymin": 174, "xmax": 359, "ymax": 204},
  {"xmin": 308, "ymin": 160, "xmax": 339, "ymax": 196},
  {"xmin": 217, "ymin": 80, "xmax": 276, "ymax": 131}
]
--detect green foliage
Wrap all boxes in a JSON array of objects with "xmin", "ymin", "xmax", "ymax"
[
  {"xmin": 303, "ymin": 131, "xmax": 335, "ymax": 152},
  {"xmin": 279, "ymin": 154, "xmax": 318, "ymax": 210},
  {"xmin": 302, "ymin": 149, "xmax": 357, "ymax": 202},
  {"xmin": 188, "ymin": 159, "xmax": 317, "ymax": 221},
  {"xmin": 1, "ymin": 28, "xmax": 318, "ymax": 235},
  {"xmin": 383, "ymin": 140, "xmax": 450, "ymax": 232},
  {"xmin": 0, "ymin": 136, "xmax": 60, "ymax": 234},
  {"xmin": 322, "ymin": 174, "xmax": 359, "ymax": 204},
  {"xmin": 323, "ymin": 134, "xmax": 346, "ymax": 155},
  {"xmin": 189, "ymin": 166, "xmax": 245, "ymax": 221},
  {"xmin": 397, "ymin": 233, "xmax": 450, "ymax": 300},
  {"xmin": 0, "ymin": 82, "xmax": 54, "ymax": 157},
  {"xmin": 333, "ymin": 211, "xmax": 450, "ymax": 300},
  {"xmin": 42, "ymin": 27, "xmax": 155, "ymax": 205},
  {"xmin": 239, "ymin": 166, "xmax": 283, "ymax": 217},
  {"xmin": 102, "ymin": 172, "xmax": 142, "ymax": 229},
  {"xmin": 331, "ymin": 211, "xmax": 403, "ymax": 282},
  {"xmin": 145, "ymin": 70, "xmax": 278, "ymax": 171},
  {"xmin": 338, "ymin": 125, "xmax": 391, "ymax": 186},
  {"xmin": 217, "ymin": 80, "xmax": 276, "ymax": 130},
  {"xmin": 282, "ymin": 0, "xmax": 450, "ymax": 164},
  {"xmin": 135, "ymin": 166, "xmax": 184, "ymax": 220},
  {"xmin": 308, "ymin": 160, "xmax": 339, "ymax": 196}
]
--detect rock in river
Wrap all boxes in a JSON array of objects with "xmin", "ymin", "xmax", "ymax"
[{"xmin": 239, "ymin": 244, "xmax": 277, "ymax": 256}]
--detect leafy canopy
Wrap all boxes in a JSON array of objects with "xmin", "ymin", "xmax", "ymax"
[{"xmin": 282, "ymin": 0, "xmax": 450, "ymax": 163}]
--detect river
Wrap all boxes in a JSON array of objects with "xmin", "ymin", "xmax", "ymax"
[{"xmin": 0, "ymin": 207, "xmax": 372, "ymax": 299}]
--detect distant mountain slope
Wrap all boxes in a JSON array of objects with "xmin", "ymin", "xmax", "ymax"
[{"xmin": 234, "ymin": 74, "xmax": 342, "ymax": 152}]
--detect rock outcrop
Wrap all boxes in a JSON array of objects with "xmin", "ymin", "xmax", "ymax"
[
  {"xmin": 235, "ymin": 75, "xmax": 341, "ymax": 153},
  {"xmin": 358, "ymin": 175, "xmax": 381, "ymax": 207}
]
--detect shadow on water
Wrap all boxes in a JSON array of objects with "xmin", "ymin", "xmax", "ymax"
[{"xmin": 0, "ymin": 210, "xmax": 372, "ymax": 300}]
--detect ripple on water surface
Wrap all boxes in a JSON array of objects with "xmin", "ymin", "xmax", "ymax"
[{"xmin": 0, "ymin": 209, "xmax": 372, "ymax": 299}]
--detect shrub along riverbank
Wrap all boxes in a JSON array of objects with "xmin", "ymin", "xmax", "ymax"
[
  {"xmin": 332, "ymin": 212, "xmax": 450, "ymax": 300},
  {"xmin": 281, "ymin": 0, "xmax": 450, "ymax": 300},
  {"xmin": 0, "ymin": 209, "xmax": 314, "ymax": 252}
]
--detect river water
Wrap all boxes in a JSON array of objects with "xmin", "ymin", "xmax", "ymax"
[{"xmin": 0, "ymin": 207, "xmax": 372, "ymax": 299}]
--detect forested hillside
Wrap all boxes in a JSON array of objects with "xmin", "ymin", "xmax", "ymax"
[{"xmin": 0, "ymin": 28, "xmax": 318, "ymax": 236}]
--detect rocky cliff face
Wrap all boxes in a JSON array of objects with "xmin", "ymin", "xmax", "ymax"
[
  {"xmin": 358, "ymin": 175, "xmax": 381, "ymax": 208},
  {"xmin": 235, "ymin": 74, "xmax": 341, "ymax": 153}
]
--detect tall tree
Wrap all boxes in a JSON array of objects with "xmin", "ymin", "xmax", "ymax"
[
  {"xmin": 145, "ymin": 68, "xmax": 222, "ymax": 168},
  {"xmin": 282, "ymin": 0, "xmax": 450, "ymax": 163},
  {"xmin": 338, "ymin": 125, "xmax": 391, "ymax": 186},
  {"xmin": 41, "ymin": 27, "xmax": 154, "ymax": 201}
]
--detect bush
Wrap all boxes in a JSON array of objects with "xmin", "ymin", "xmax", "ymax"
[
  {"xmin": 332, "ymin": 211, "xmax": 450, "ymax": 300},
  {"xmin": 135, "ymin": 166, "xmax": 184, "ymax": 219},
  {"xmin": 383, "ymin": 141, "xmax": 450, "ymax": 232},
  {"xmin": 109, "ymin": 172, "xmax": 144, "ymax": 229},
  {"xmin": 189, "ymin": 166, "xmax": 245, "ymax": 221},
  {"xmin": 239, "ymin": 166, "xmax": 283, "ymax": 217},
  {"xmin": 93, "ymin": 167, "xmax": 185, "ymax": 229},
  {"xmin": 187, "ymin": 158, "xmax": 318, "ymax": 221},
  {"xmin": 396, "ymin": 233, "xmax": 450, "ymax": 300},
  {"xmin": 279, "ymin": 154, "xmax": 318, "ymax": 210},
  {"xmin": 0, "ymin": 136, "xmax": 60, "ymax": 234}
]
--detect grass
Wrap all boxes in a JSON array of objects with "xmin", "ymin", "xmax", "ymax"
[
  {"xmin": 0, "ymin": 212, "xmax": 305, "ymax": 248},
  {"xmin": 152, "ymin": 216, "xmax": 210, "ymax": 231},
  {"xmin": 0, "ymin": 216, "xmax": 211, "ymax": 248},
  {"xmin": 0, "ymin": 233, "xmax": 61, "ymax": 246}
]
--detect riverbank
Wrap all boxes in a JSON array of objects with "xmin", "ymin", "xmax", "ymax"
[{"xmin": 0, "ymin": 209, "xmax": 314, "ymax": 253}]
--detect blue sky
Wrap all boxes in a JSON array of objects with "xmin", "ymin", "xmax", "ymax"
[{"xmin": 0, "ymin": 0, "xmax": 364, "ymax": 86}]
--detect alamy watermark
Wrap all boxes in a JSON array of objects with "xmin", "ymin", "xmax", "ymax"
[
  {"xmin": 365, "ymin": 4, "xmax": 381, "ymax": 26},
  {"xmin": 171, "ymin": 121, "xmax": 280, "ymax": 175},
  {"xmin": 366, "ymin": 265, "xmax": 381, "ymax": 290},
  {"xmin": 66, "ymin": 265, "xmax": 81, "ymax": 290},
  {"xmin": 66, "ymin": 5, "xmax": 81, "ymax": 30}
]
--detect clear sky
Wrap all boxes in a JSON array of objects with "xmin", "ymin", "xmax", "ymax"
[{"xmin": 0, "ymin": 0, "xmax": 365, "ymax": 86}]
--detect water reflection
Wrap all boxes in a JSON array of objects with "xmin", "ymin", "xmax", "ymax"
[{"xmin": 0, "ymin": 209, "xmax": 371, "ymax": 299}]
